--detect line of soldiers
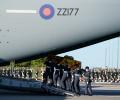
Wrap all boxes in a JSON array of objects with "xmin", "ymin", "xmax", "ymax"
[
  {"xmin": 43, "ymin": 60, "xmax": 92, "ymax": 96},
  {"xmin": 91, "ymin": 68, "xmax": 120, "ymax": 83},
  {"xmin": 0, "ymin": 68, "xmax": 34, "ymax": 79}
]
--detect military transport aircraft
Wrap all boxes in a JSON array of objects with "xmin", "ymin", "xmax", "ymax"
[
  {"xmin": 0, "ymin": 0, "xmax": 120, "ymax": 63},
  {"xmin": 0, "ymin": 0, "xmax": 120, "ymax": 96}
]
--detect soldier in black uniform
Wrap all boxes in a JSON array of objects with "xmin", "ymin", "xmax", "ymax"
[
  {"xmin": 100, "ymin": 70, "xmax": 103, "ymax": 82},
  {"xmin": 84, "ymin": 66, "xmax": 92, "ymax": 96},
  {"xmin": 43, "ymin": 70, "xmax": 48, "ymax": 84},
  {"xmin": 7, "ymin": 68, "xmax": 11, "ymax": 77},
  {"xmin": 35, "ymin": 69, "xmax": 39, "ymax": 80},
  {"xmin": 71, "ymin": 71, "xmax": 75, "ymax": 92},
  {"xmin": 49, "ymin": 60, "xmax": 54, "ymax": 85},
  {"xmin": 0, "ymin": 68, "xmax": 2, "ymax": 77},
  {"xmin": 61, "ymin": 64, "xmax": 69, "ymax": 90},
  {"xmin": 2, "ymin": 68, "xmax": 5, "ymax": 76},
  {"xmin": 91, "ymin": 69, "xmax": 95, "ymax": 82},
  {"xmin": 66, "ymin": 67, "xmax": 72, "ymax": 91},
  {"xmin": 115, "ymin": 69, "xmax": 118, "ymax": 82},
  {"xmin": 23, "ymin": 68, "xmax": 27, "ymax": 79},
  {"xmin": 73, "ymin": 67, "xmax": 82, "ymax": 95},
  {"xmin": 28, "ymin": 68, "xmax": 32, "ymax": 79},
  {"xmin": 96, "ymin": 71, "xmax": 99, "ymax": 82},
  {"xmin": 44, "ymin": 60, "xmax": 54, "ymax": 85},
  {"xmin": 59, "ymin": 64, "xmax": 64, "ymax": 80},
  {"xmin": 19, "ymin": 68, "xmax": 22, "ymax": 78},
  {"xmin": 53, "ymin": 63, "xmax": 61, "ymax": 87}
]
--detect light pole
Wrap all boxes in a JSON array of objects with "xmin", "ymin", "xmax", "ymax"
[
  {"xmin": 105, "ymin": 48, "xmax": 107, "ymax": 67},
  {"xmin": 117, "ymin": 37, "xmax": 120, "ymax": 69}
]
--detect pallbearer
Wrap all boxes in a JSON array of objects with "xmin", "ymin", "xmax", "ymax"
[
  {"xmin": 66, "ymin": 67, "xmax": 72, "ymax": 91},
  {"xmin": 53, "ymin": 63, "xmax": 60, "ymax": 87},
  {"xmin": 61, "ymin": 64, "xmax": 69, "ymax": 90},
  {"xmin": 74, "ymin": 67, "xmax": 81, "ymax": 95},
  {"xmin": 44, "ymin": 60, "xmax": 54, "ymax": 85}
]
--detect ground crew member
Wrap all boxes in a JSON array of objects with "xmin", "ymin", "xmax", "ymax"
[{"xmin": 84, "ymin": 66, "xmax": 92, "ymax": 96}]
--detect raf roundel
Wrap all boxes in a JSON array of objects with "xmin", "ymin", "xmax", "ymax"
[{"xmin": 39, "ymin": 4, "xmax": 55, "ymax": 20}]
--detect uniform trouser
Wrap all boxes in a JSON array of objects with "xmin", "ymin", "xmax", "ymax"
[
  {"xmin": 61, "ymin": 73, "xmax": 68, "ymax": 90},
  {"xmin": 71, "ymin": 80, "xmax": 75, "ymax": 92},
  {"xmin": 48, "ymin": 73, "xmax": 54, "ymax": 85},
  {"xmin": 43, "ymin": 71, "xmax": 47, "ymax": 84},
  {"xmin": 60, "ymin": 70, "xmax": 63, "ymax": 80},
  {"xmin": 66, "ymin": 78, "xmax": 72, "ymax": 91},
  {"xmin": 74, "ymin": 76, "xmax": 80, "ymax": 94},
  {"xmin": 44, "ymin": 68, "xmax": 50, "ymax": 84},
  {"xmin": 85, "ymin": 82, "xmax": 92, "ymax": 95},
  {"xmin": 45, "ymin": 68, "xmax": 53, "ymax": 85},
  {"xmin": 53, "ymin": 72, "xmax": 59, "ymax": 87}
]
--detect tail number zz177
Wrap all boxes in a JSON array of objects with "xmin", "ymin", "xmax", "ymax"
[{"xmin": 57, "ymin": 8, "xmax": 79, "ymax": 16}]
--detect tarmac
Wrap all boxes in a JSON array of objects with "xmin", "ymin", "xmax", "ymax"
[{"xmin": 0, "ymin": 83, "xmax": 120, "ymax": 100}]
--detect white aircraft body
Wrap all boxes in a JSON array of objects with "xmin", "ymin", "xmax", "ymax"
[{"xmin": 0, "ymin": 0, "xmax": 120, "ymax": 63}]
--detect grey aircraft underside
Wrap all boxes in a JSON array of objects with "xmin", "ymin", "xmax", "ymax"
[{"xmin": 0, "ymin": 0, "xmax": 120, "ymax": 63}]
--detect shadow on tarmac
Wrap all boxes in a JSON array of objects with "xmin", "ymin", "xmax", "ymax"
[{"xmin": 0, "ymin": 85, "xmax": 120, "ymax": 96}]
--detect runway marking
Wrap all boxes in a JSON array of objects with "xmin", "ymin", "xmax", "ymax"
[{"xmin": 6, "ymin": 10, "xmax": 37, "ymax": 14}]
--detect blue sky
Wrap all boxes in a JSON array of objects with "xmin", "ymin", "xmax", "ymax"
[{"xmin": 58, "ymin": 37, "xmax": 120, "ymax": 68}]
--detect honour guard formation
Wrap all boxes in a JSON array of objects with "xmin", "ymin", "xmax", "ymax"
[{"xmin": 0, "ymin": 55, "xmax": 120, "ymax": 96}]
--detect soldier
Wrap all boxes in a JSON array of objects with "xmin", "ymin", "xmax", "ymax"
[
  {"xmin": 43, "ymin": 69, "xmax": 48, "ymax": 84},
  {"xmin": 23, "ymin": 68, "xmax": 27, "ymax": 79},
  {"xmin": 35, "ymin": 69, "xmax": 39, "ymax": 80},
  {"xmin": 107, "ymin": 70, "xmax": 111, "ymax": 82},
  {"xmin": 91, "ymin": 69, "xmax": 95, "ymax": 82},
  {"xmin": 100, "ymin": 70, "xmax": 104, "ymax": 82},
  {"xmin": 44, "ymin": 60, "xmax": 54, "ymax": 85},
  {"xmin": 29, "ymin": 68, "xmax": 33, "ymax": 79},
  {"xmin": 21, "ymin": 68, "xmax": 24, "ymax": 78},
  {"xmin": 15, "ymin": 69, "xmax": 19, "ymax": 78},
  {"xmin": 19, "ymin": 68, "xmax": 22, "ymax": 78},
  {"xmin": 66, "ymin": 67, "xmax": 72, "ymax": 91},
  {"xmin": 59, "ymin": 64, "xmax": 64, "ymax": 80},
  {"xmin": 118, "ymin": 70, "xmax": 120, "ymax": 82},
  {"xmin": 112, "ymin": 70, "xmax": 115, "ymax": 82},
  {"xmin": 115, "ymin": 69, "xmax": 118, "ymax": 82},
  {"xmin": 71, "ymin": 71, "xmax": 75, "ymax": 92},
  {"xmin": 49, "ymin": 61, "xmax": 55, "ymax": 85},
  {"xmin": 96, "ymin": 71, "xmax": 99, "ymax": 82},
  {"xmin": 84, "ymin": 66, "xmax": 92, "ymax": 96},
  {"xmin": 2, "ymin": 68, "xmax": 5, "ymax": 76},
  {"xmin": 61, "ymin": 64, "xmax": 69, "ymax": 90},
  {"xmin": 73, "ymin": 67, "xmax": 82, "ymax": 95},
  {"xmin": 53, "ymin": 63, "xmax": 60, "ymax": 87},
  {"xmin": 27, "ymin": 69, "xmax": 31, "ymax": 79},
  {"xmin": 7, "ymin": 68, "xmax": 11, "ymax": 77},
  {"xmin": 0, "ymin": 68, "xmax": 2, "ymax": 76}
]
